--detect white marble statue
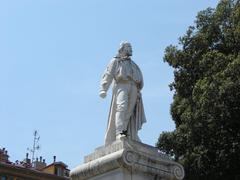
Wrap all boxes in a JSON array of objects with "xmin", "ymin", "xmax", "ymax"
[
  {"xmin": 100, "ymin": 41, "xmax": 146, "ymax": 145},
  {"xmin": 71, "ymin": 42, "xmax": 185, "ymax": 180}
]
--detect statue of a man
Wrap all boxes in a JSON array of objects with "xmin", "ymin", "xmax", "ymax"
[{"xmin": 100, "ymin": 42, "xmax": 146, "ymax": 145}]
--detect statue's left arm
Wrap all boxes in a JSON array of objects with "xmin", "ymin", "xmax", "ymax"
[
  {"xmin": 136, "ymin": 64, "xmax": 144, "ymax": 91},
  {"xmin": 139, "ymin": 70, "xmax": 144, "ymax": 90}
]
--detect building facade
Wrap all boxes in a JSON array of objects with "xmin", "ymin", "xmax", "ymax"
[{"xmin": 0, "ymin": 148, "xmax": 69, "ymax": 180}]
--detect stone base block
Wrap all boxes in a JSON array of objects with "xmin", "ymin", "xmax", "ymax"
[{"xmin": 70, "ymin": 137, "xmax": 184, "ymax": 180}]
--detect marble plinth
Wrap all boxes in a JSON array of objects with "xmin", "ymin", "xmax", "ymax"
[{"xmin": 70, "ymin": 137, "xmax": 184, "ymax": 180}]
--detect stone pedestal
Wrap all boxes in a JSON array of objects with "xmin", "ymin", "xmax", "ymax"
[{"xmin": 70, "ymin": 137, "xmax": 184, "ymax": 180}]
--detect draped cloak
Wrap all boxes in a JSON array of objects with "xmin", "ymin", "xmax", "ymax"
[{"xmin": 100, "ymin": 57, "xmax": 146, "ymax": 145}]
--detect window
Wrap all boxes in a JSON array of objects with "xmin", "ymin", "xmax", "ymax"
[{"xmin": 54, "ymin": 167, "xmax": 63, "ymax": 176}]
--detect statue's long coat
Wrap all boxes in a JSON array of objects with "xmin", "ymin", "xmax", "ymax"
[{"xmin": 100, "ymin": 57, "xmax": 146, "ymax": 145}]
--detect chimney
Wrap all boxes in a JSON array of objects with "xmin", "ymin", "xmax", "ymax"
[
  {"xmin": 53, "ymin": 156, "xmax": 56, "ymax": 163},
  {"xmin": 24, "ymin": 153, "xmax": 31, "ymax": 165},
  {"xmin": 33, "ymin": 157, "xmax": 46, "ymax": 170}
]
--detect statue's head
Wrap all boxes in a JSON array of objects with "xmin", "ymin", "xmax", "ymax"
[{"xmin": 118, "ymin": 41, "xmax": 132, "ymax": 57}]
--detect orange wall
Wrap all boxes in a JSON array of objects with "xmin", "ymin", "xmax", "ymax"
[{"xmin": 42, "ymin": 165, "xmax": 55, "ymax": 174}]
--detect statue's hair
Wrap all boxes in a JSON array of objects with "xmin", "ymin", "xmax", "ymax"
[{"xmin": 118, "ymin": 41, "xmax": 132, "ymax": 55}]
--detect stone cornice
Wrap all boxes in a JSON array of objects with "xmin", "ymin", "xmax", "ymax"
[{"xmin": 70, "ymin": 138, "xmax": 184, "ymax": 180}]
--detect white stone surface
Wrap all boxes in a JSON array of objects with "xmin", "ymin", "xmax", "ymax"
[
  {"xmin": 100, "ymin": 42, "xmax": 146, "ymax": 145},
  {"xmin": 90, "ymin": 168, "xmax": 156, "ymax": 180},
  {"xmin": 70, "ymin": 138, "xmax": 185, "ymax": 180}
]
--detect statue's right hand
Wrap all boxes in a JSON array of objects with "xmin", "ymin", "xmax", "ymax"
[{"xmin": 99, "ymin": 91, "xmax": 107, "ymax": 98}]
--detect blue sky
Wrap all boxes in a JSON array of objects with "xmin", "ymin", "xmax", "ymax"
[{"xmin": 0, "ymin": 0, "xmax": 219, "ymax": 169}]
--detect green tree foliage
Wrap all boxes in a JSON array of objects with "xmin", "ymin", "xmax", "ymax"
[{"xmin": 157, "ymin": 1, "xmax": 240, "ymax": 179}]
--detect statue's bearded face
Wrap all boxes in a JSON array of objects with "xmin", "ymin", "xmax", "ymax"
[
  {"xmin": 119, "ymin": 43, "xmax": 132, "ymax": 57},
  {"xmin": 123, "ymin": 44, "xmax": 132, "ymax": 56}
]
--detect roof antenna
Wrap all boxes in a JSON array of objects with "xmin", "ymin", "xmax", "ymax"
[{"xmin": 27, "ymin": 130, "xmax": 40, "ymax": 163}]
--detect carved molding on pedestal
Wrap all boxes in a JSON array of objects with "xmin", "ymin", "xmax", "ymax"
[{"xmin": 70, "ymin": 138, "xmax": 184, "ymax": 180}]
